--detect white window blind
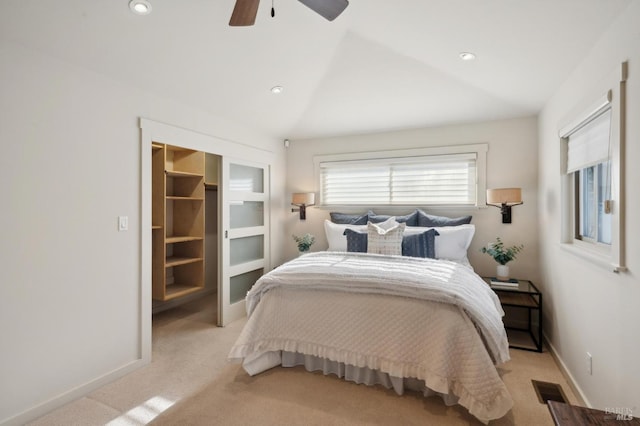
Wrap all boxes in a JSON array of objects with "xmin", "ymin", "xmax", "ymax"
[
  {"xmin": 566, "ymin": 108, "xmax": 611, "ymax": 173},
  {"xmin": 319, "ymin": 153, "xmax": 477, "ymax": 206}
]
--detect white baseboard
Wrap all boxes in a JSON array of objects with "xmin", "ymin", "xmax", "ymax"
[
  {"xmin": 1, "ymin": 358, "xmax": 148, "ymax": 426},
  {"xmin": 543, "ymin": 332, "xmax": 591, "ymax": 408}
]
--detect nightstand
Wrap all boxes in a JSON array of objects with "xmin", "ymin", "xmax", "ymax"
[{"xmin": 483, "ymin": 277, "xmax": 543, "ymax": 352}]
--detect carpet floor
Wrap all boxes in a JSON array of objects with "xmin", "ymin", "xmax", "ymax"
[
  {"xmin": 29, "ymin": 294, "xmax": 579, "ymax": 425},
  {"xmin": 151, "ymin": 348, "xmax": 579, "ymax": 426}
]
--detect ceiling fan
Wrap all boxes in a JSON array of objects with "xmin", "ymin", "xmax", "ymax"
[{"xmin": 229, "ymin": 0, "xmax": 349, "ymax": 26}]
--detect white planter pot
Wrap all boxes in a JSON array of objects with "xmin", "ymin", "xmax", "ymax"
[{"xmin": 496, "ymin": 264, "xmax": 510, "ymax": 281}]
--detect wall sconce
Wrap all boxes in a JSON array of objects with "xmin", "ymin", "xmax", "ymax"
[
  {"xmin": 487, "ymin": 188, "xmax": 523, "ymax": 224},
  {"xmin": 291, "ymin": 193, "xmax": 315, "ymax": 220}
]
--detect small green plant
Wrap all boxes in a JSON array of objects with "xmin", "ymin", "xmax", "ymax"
[
  {"xmin": 293, "ymin": 233, "xmax": 315, "ymax": 252},
  {"xmin": 481, "ymin": 237, "xmax": 523, "ymax": 265}
]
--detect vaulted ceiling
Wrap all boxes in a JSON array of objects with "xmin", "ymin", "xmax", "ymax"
[{"xmin": 0, "ymin": 0, "xmax": 631, "ymax": 140}]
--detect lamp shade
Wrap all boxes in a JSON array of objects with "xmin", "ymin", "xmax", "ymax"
[
  {"xmin": 292, "ymin": 192, "xmax": 315, "ymax": 205},
  {"xmin": 487, "ymin": 188, "xmax": 522, "ymax": 205}
]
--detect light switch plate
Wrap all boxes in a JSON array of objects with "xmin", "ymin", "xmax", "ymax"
[{"xmin": 118, "ymin": 216, "xmax": 129, "ymax": 231}]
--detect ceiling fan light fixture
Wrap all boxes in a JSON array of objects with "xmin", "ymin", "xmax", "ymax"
[
  {"xmin": 129, "ymin": 0, "xmax": 152, "ymax": 15},
  {"xmin": 271, "ymin": 86, "xmax": 284, "ymax": 94},
  {"xmin": 459, "ymin": 52, "xmax": 476, "ymax": 61}
]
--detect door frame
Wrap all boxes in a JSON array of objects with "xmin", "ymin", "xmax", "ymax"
[{"xmin": 140, "ymin": 118, "xmax": 275, "ymax": 362}]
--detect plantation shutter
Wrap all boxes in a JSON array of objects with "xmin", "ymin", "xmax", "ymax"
[{"xmin": 319, "ymin": 153, "xmax": 477, "ymax": 206}]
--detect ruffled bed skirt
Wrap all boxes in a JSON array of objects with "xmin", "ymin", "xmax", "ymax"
[{"xmin": 247, "ymin": 350, "xmax": 460, "ymax": 407}]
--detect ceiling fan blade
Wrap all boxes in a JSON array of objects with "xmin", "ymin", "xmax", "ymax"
[
  {"xmin": 298, "ymin": 0, "xmax": 348, "ymax": 21},
  {"xmin": 229, "ymin": 0, "xmax": 260, "ymax": 26}
]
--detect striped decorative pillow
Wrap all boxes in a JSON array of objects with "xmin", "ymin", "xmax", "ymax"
[{"xmin": 367, "ymin": 220, "xmax": 405, "ymax": 255}]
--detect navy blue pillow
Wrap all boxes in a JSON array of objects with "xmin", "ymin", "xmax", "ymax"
[
  {"xmin": 343, "ymin": 229, "xmax": 368, "ymax": 252},
  {"xmin": 344, "ymin": 228, "xmax": 439, "ymax": 258},
  {"xmin": 368, "ymin": 209, "xmax": 419, "ymax": 226},
  {"xmin": 417, "ymin": 209, "xmax": 472, "ymax": 227},
  {"xmin": 330, "ymin": 212, "xmax": 368, "ymax": 225},
  {"xmin": 402, "ymin": 229, "xmax": 439, "ymax": 258}
]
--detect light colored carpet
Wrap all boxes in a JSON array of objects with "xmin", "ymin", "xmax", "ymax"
[
  {"xmin": 28, "ymin": 293, "xmax": 246, "ymax": 426},
  {"xmin": 151, "ymin": 348, "xmax": 579, "ymax": 426},
  {"xmin": 29, "ymin": 293, "xmax": 578, "ymax": 426}
]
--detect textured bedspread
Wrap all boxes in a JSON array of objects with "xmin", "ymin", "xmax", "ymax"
[
  {"xmin": 228, "ymin": 252, "xmax": 513, "ymax": 422},
  {"xmin": 246, "ymin": 252, "xmax": 509, "ymax": 364}
]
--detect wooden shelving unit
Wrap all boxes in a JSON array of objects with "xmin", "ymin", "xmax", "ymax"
[{"xmin": 151, "ymin": 143, "xmax": 205, "ymax": 301}]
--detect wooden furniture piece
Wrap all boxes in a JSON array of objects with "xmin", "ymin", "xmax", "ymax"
[
  {"xmin": 204, "ymin": 153, "xmax": 220, "ymax": 300},
  {"xmin": 548, "ymin": 400, "xmax": 639, "ymax": 425},
  {"xmin": 152, "ymin": 143, "xmax": 205, "ymax": 301},
  {"xmin": 483, "ymin": 277, "xmax": 542, "ymax": 352}
]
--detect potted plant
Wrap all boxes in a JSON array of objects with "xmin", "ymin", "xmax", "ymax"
[
  {"xmin": 293, "ymin": 233, "xmax": 315, "ymax": 255},
  {"xmin": 481, "ymin": 237, "xmax": 524, "ymax": 281}
]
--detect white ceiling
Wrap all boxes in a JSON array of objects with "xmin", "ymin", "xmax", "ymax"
[{"xmin": 0, "ymin": 0, "xmax": 631, "ymax": 140}]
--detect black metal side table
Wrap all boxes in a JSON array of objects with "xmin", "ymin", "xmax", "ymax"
[{"xmin": 483, "ymin": 277, "xmax": 543, "ymax": 352}]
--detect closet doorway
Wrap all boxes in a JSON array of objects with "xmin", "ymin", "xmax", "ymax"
[{"xmin": 141, "ymin": 118, "xmax": 273, "ymax": 362}]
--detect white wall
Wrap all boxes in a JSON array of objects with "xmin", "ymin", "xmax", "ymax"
[
  {"xmin": 0, "ymin": 40, "xmax": 286, "ymax": 424},
  {"xmin": 285, "ymin": 116, "xmax": 539, "ymax": 281},
  {"xmin": 538, "ymin": 2, "xmax": 640, "ymax": 410}
]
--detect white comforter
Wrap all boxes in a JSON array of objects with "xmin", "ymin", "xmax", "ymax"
[{"xmin": 229, "ymin": 252, "xmax": 513, "ymax": 422}]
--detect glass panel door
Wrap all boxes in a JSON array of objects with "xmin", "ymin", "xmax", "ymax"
[{"xmin": 218, "ymin": 157, "xmax": 269, "ymax": 326}]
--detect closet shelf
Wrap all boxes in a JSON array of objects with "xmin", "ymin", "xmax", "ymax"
[
  {"xmin": 165, "ymin": 236, "xmax": 204, "ymax": 244},
  {"xmin": 165, "ymin": 170, "xmax": 203, "ymax": 178},
  {"xmin": 166, "ymin": 196, "xmax": 204, "ymax": 201},
  {"xmin": 164, "ymin": 284, "xmax": 204, "ymax": 300},
  {"xmin": 165, "ymin": 257, "xmax": 203, "ymax": 268}
]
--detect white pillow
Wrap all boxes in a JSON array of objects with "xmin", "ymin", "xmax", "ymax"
[
  {"xmin": 404, "ymin": 224, "xmax": 475, "ymax": 260},
  {"xmin": 434, "ymin": 224, "xmax": 475, "ymax": 260},
  {"xmin": 371, "ymin": 216, "xmax": 398, "ymax": 231},
  {"xmin": 367, "ymin": 220, "xmax": 405, "ymax": 256},
  {"xmin": 324, "ymin": 220, "xmax": 367, "ymax": 252}
]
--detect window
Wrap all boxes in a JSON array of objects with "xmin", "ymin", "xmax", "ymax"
[
  {"xmin": 567, "ymin": 108, "xmax": 613, "ymax": 247},
  {"xmin": 576, "ymin": 161, "xmax": 612, "ymax": 244},
  {"xmin": 559, "ymin": 61, "xmax": 627, "ymax": 272},
  {"xmin": 314, "ymin": 144, "xmax": 487, "ymax": 207}
]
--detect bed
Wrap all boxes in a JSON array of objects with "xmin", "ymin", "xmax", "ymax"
[{"xmin": 228, "ymin": 212, "xmax": 513, "ymax": 423}]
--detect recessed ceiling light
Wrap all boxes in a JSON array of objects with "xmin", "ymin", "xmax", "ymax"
[
  {"xmin": 459, "ymin": 52, "xmax": 476, "ymax": 61},
  {"xmin": 271, "ymin": 86, "xmax": 284, "ymax": 94},
  {"xmin": 129, "ymin": 0, "xmax": 152, "ymax": 15}
]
